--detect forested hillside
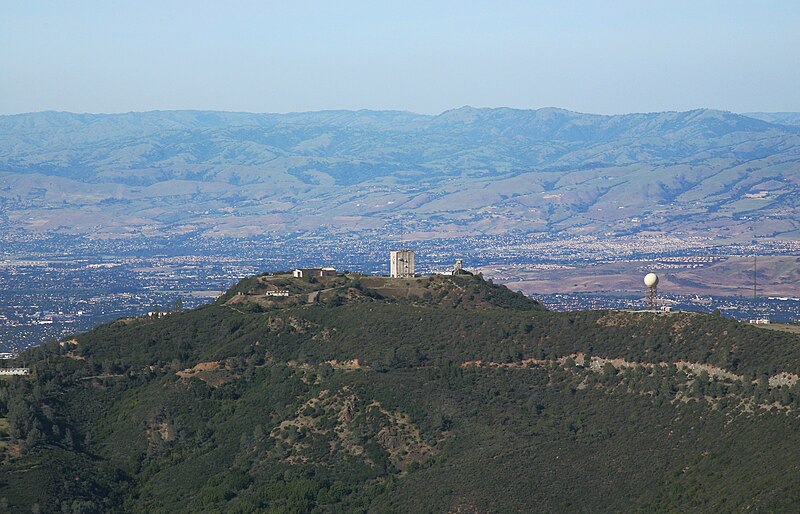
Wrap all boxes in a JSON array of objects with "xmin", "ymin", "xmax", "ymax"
[{"xmin": 1, "ymin": 273, "xmax": 799, "ymax": 513}]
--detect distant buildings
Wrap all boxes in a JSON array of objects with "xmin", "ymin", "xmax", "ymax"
[
  {"xmin": 0, "ymin": 368, "xmax": 30, "ymax": 376},
  {"xmin": 438, "ymin": 258, "xmax": 469, "ymax": 276},
  {"xmin": 390, "ymin": 250, "xmax": 415, "ymax": 278},
  {"xmin": 293, "ymin": 267, "xmax": 337, "ymax": 278}
]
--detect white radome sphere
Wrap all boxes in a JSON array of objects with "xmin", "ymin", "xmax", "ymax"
[{"xmin": 644, "ymin": 273, "xmax": 659, "ymax": 287}]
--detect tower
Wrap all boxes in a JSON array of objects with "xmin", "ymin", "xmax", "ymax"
[
  {"xmin": 644, "ymin": 273, "xmax": 659, "ymax": 309},
  {"xmin": 390, "ymin": 250, "xmax": 415, "ymax": 278}
]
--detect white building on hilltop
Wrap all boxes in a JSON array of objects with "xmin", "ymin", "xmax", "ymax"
[
  {"xmin": 390, "ymin": 250, "xmax": 415, "ymax": 278},
  {"xmin": 292, "ymin": 267, "xmax": 336, "ymax": 278},
  {"xmin": 0, "ymin": 368, "xmax": 30, "ymax": 376}
]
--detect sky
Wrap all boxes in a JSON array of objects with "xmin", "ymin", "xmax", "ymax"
[{"xmin": 2, "ymin": 0, "xmax": 799, "ymax": 116}]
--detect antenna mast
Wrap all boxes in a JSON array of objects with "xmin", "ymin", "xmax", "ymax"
[{"xmin": 753, "ymin": 255, "xmax": 757, "ymax": 300}]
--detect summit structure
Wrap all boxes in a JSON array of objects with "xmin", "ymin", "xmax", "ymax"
[{"xmin": 390, "ymin": 250, "xmax": 415, "ymax": 278}]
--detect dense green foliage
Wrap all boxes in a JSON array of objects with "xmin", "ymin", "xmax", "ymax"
[{"xmin": 1, "ymin": 274, "xmax": 799, "ymax": 513}]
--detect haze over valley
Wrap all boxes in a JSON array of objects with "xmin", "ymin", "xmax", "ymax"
[
  {"xmin": 2, "ymin": 107, "xmax": 798, "ymax": 240},
  {"xmin": 4, "ymin": 2, "xmax": 800, "ymax": 511}
]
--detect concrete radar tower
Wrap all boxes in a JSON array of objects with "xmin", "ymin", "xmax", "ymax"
[
  {"xmin": 644, "ymin": 273, "xmax": 659, "ymax": 309},
  {"xmin": 390, "ymin": 250, "xmax": 415, "ymax": 278}
]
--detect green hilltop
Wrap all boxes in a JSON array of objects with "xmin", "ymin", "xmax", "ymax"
[{"xmin": 1, "ymin": 273, "xmax": 800, "ymax": 512}]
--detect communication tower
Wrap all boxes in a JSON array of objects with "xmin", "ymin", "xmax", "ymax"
[{"xmin": 644, "ymin": 272, "xmax": 659, "ymax": 309}]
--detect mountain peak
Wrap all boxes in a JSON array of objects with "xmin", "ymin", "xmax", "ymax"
[
  {"xmin": 4, "ymin": 264, "xmax": 800, "ymax": 512},
  {"xmin": 219, "ymin": 272, "xmax": 545, "ymax": 312}
]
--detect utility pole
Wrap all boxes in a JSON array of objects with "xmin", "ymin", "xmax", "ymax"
[{"xmin": 753, "ymin": 255, "xmax": 757, "ymax": 300}]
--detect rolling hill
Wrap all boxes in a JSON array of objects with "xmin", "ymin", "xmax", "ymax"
[
  {"xmin": 745, "ymin": 112, "xmax": 800, "ymax": 127},
  {"xmin": 1, "ymin": 273, "xmax": 800, "ymax": 512},
  {"xmin": 1, "ymin": 107, "xmax": 798, "ymax": 239}
]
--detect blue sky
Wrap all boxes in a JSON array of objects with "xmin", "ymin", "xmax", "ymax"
[{"xmin": 2, "ymin": 0, "xmax": 799, "ymax": 115}]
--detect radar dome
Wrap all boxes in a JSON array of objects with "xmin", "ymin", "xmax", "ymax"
[{"xmin": 644, "ymin": 273, "xmax": 659, "ymax": 287}]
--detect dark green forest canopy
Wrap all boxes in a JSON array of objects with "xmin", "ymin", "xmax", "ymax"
[{"xmin": 1, "ymin": 273, "xmax": 799, "ymax": 513}]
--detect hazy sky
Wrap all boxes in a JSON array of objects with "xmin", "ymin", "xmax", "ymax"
[{"xmin": 2, "ymin": 1, "xmax": 799, "ymax": 115}]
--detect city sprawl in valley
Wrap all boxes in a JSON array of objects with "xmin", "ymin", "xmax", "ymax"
[{"xmin": 1, "ymin": 109, "xmax": 798, "ymax": 350}]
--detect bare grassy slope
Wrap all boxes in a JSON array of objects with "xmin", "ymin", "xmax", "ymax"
[{"xmin": 1, "ymin": 108, "xmax": 798, "ymax": 238}]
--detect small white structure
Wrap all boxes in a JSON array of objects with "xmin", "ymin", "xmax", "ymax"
[
  {"xmin": 390, "ymin": 250, "xmax": 415, "ymax": 278},
  {"xmin": 0, "ymin": 368, "xmax": 30, "ymax": 376},
  {"xmin": 293, "ymin": 267, "xmax": 336, "ymax": 278},
  {"xmin": 749, "ymin": 318, "xmax": 771, "ymax": 325},
  {"xmin": 439, "ymin": 258, "xmax": 467, "ymax": 276},
  {"xmin": 266, "ymin": 290, "xmax": 290, "ymax": 297},
  {"xmin": 0, "ymin": 352, "xmax": 17, "ymax": 360}
]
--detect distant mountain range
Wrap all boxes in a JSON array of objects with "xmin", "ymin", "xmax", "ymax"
[
  {"xmin": 745, "ymin": 112, "xmax": 800, "ymax": 127},
  {"xmin": 1, "ymin": 107, "xmax": 798, "ymax": 240}
]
